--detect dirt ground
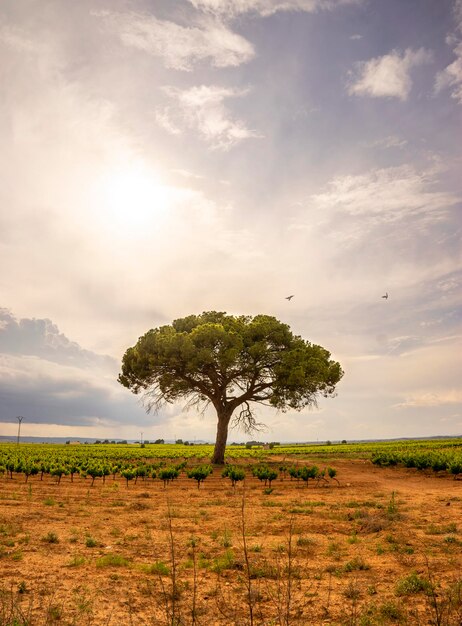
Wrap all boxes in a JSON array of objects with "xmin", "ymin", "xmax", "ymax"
[{"xmin": 1, "ymin": 458, "xmax": 461, "ymax": 625}]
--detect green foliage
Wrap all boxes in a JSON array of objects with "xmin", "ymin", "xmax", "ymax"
[
  {"xmin": 211, "ymin": 549, "xmax": 235, "ymax": 573},
  {"xmin": 0, "ymin": 437, "xmax": 461, "ymax": 485},
  {"xmin": 395, "ymin": 572, "xmax": 432, "ymax": 596},
  {"xmin": 252, "ymin": 464, "xmax": 278, "ymax": 486},
  {"xmin": 158, "ymin": 466, "xmax": 180, "ymax": 487},
  {"xmin": 85, "ymin": 535, "xmax": 98, "ymax": 548},
  {"xmin": 449, "ymin": 460, "xmax": 462, "ymax": 477},
  {"xmin": 142, "ymin": 561, "xmax": 170, "ymax": 576},
  {"xmin": 67, "ymin": 556, "xmax": 85, "ymax": 567},
  {"xmin": 96, "ymin": 554, "xmax": 130, "ymax": 568},
  {"xmin": 221, "ymin": 465, "xmax": 245, "ymax": 487},
  {"xmin": 120, "ymin": 467, "xmax": 135, "ymax": 486},
  {"xmin": 290, "ymin": 464, "xmax": 319, "ymax": 485},
  {"xmin": 118, "ymin": 311, "xmax": 343, "ymax": 463},
  {"xmin": 327, "ymin": 466, "xmax": 337, "ymax": 480},
  {"xmin": 186, "ymin": 465, "xmax": 213, "ymax": 488}
]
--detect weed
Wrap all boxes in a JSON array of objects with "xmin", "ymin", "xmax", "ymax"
[
  {"xmin": 395, "ymin": 571, "xmax": 432, "ymax": 596},
  {"xmin": 85, "ymin": 535, "xmax": 98, "ymax": 548},
  {"xmin": 42, "ymin": 531, "xmax": 59, "ymax": 544},
  {"xmin": 387, "ymin": 491, "xmax": 400, "ymax": 520},
  {"xmin": 47, "ymin": 604, "xmax": 63, "ymax": 622},
  {"xmin": 296, "ymin": 535, "xmax": 317, "ymax": 550},
  {"xmin": 67, "ymin": 555, "xmax": 86, "ymax": 567},
  {"xmin": 326, "ymin": 541, "xmax": 343, "ymax": 560},
  {"xmin": 426, "ymin": 522, "xmax": 458, "ymax": 535},
  {"xmin": 343, "ymin": 557, "xmax": 370, "ymax": 572},
  {"xmin": 379, "ymin": 600, "xmax": 404, "ymax": 620},
  {"xmin": 17, "ymin": 581, "xmax": 27, "ymax": 594},
  {"xmin": 96, "ymin": 553, "xmax": 130, "ymax": 567},
  {"xmin": 211, "ymin": 549, "xmax": 235, "ymax": 573},
  {"xmin": 344, "ymin": 580, "xmax": 361, "ymax": 601},
  {"xmin": 144, "ymin": 560, "xmax": 170, "ymax": 575},
  {"xmin": 221, "ymin": 528, "xmax": 232, "ymax": 548}
]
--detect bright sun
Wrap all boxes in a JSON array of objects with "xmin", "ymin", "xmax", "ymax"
[{"xmin": 97, "ymin": 161, "xmax": 173, "ymax": 233}]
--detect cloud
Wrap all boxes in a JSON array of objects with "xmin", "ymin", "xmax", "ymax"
[
  {"xmin": 309, "ymin": 164, "xmax": 459, "ymax": 223},
  {"xmin": 348, "ymin": 48, "xmax": 432, "ymax": 100},
  {"xmin": 435, "ymin": 1, "xmax": 462, "ymax": 105},
  {"xmin": 367, "ymin": 135, "xmax": 408, "ymax": 149},
  {"xmin": 188, "ymin": 0, "xmax": 361, "ymax": 18},
  {"xmin": 0, "ymin": 311, "xmax": 150, "ymax": 427},
  {"xmin": 394, "ymin": 390, "xmax": 462, "ymax": 408},
  {"xmin": 94, "ymin": 11, "xmax": 254, "ymax": 71},
  {"xmin": 0, "ymin": 309, "xmax": 115, "ymax": 369},
  {"xmin": 157, "ymin": 85, "xmax": 262, "ymax": 149},
  {"xmin": 288, "ymin": 166, "xmax": 461, "ymax": 303},
  {"xmin": 435, "ymin": 43, "xmax": 462, "ymax": 103}
]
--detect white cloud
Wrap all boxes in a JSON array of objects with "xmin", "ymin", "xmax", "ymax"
[
  {"xmin": 434, "ymin": 0, "xmax": 462, "ymax": 103},
  {"xmin": 157, "ymin": 85, "xmax": 262, "ymax": 149},
  {"xmin": 394, "ymin": 390, "xmax": 462, "ymax": 408},
  {"xmin": 188, "ymin": 0, "xmax": 361, "ymax": 18},
  {"xmin": 348, "ymin": 48, "xmax": 432, "ymax": 100},
  {"xmin": 367, "ymin": 135, "xmax": 408, "ymax": 149},
  {"xmin": 0, "ymin": 25, "xmax": 36, "ymax": 53},
  {"xmin": 309, "ymin": 164, "xmax": 459, "ymax": 223},
  {"xmin": 95, "ymin": 11, "xmax": 254, "ymax": 71},
  {"xmin": 436, "ymin": 42, "xmax": 462, "ymax": 104}
]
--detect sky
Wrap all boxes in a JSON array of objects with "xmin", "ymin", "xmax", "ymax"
[{"xmin": 0, "ymin": 0, "xmax": 461, "ymax": 443}]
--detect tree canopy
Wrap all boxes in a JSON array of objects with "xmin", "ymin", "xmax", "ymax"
[{"xmin": 118, "ymin": 311, "xmax": 343, "ymax": 464}]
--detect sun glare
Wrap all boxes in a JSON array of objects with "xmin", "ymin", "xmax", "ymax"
[{"xmin": 98, "ymin": 161, "xmax": 173, "ymax": 233}]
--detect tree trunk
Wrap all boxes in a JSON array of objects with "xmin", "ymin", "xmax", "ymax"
[{"xmin": 211, "ymin": 408, "xmax": 232, "ymax": 465}]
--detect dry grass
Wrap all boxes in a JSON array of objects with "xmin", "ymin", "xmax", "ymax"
[{"xmin": 0, "ymin": 458, "xmax": 461, "ymax": 624}]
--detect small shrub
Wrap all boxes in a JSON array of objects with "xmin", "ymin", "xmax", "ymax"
[
  {"xmin": 343, "ymin": 581, "xmax": 361, "ymax": 600},
  {"xmin": 42, "ymin": 531, "xmax": 59, "ymax": 544},
  {"xmin": 85, "ymin": 535, "xmax": 98, "ymax": 548},
  {"xmin": 221, "ymin": 465, "xmax": 245, "ymax": 487},
  {"xmin": 379, "ymin": 601, "xmax": 404, "ymax": 620},
  {"xmin": 343, "ymin": 557, "xmax": 370, "ymax": 572},
  {"xmin": 187, "ymin": 465, "xmax": 213, "ymax": 488},
  {"xmin": 158, "ymin": 466, "xmax": 180, "ymax": 487},
  {"xmin": 395, "ymin": 572, "xmax": 432, "ymax": 596},
  {"xmin": 252, "ymin": 465, "xmax": 278, "ymax": 487}
]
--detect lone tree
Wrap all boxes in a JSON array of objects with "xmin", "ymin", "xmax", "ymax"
[{"xmin": 118, "ymin": 311, "xmax": 343, "ymax": 464}]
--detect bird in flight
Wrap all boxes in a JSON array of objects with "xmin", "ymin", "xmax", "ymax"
[
  {"xmin": 382, "ymin": 292, "xmax": 389, "ymax": 299},
  {"xmin": 286, "ymin": 295, "xmax": 294, "ymax": 301}
]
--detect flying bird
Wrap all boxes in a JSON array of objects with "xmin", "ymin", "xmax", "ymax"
[
  {"xmin": 286, "ymin": 295, "xmax": 294, "ymax": 301},
  {"xmin": 382, "ymin": 293, "xmax": 389, "ymax": 299}
]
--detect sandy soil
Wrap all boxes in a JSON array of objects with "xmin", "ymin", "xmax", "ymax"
[{"xmin": 0, "ymin": 458, "xmax": 461, "ymax": 625}]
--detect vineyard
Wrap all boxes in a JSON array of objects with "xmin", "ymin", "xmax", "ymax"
[
  {"xmin": 1, "ymin": 438, "xmax": 462, "ymax": 486},
  {"xmin": 1, "ymin": 438, "xmax": 462, "ymax": 625}
]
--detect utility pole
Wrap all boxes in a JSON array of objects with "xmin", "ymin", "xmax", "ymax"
[{"xmin": 16, "ymin": 416, "xmax": 24, "ymax": 446}]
